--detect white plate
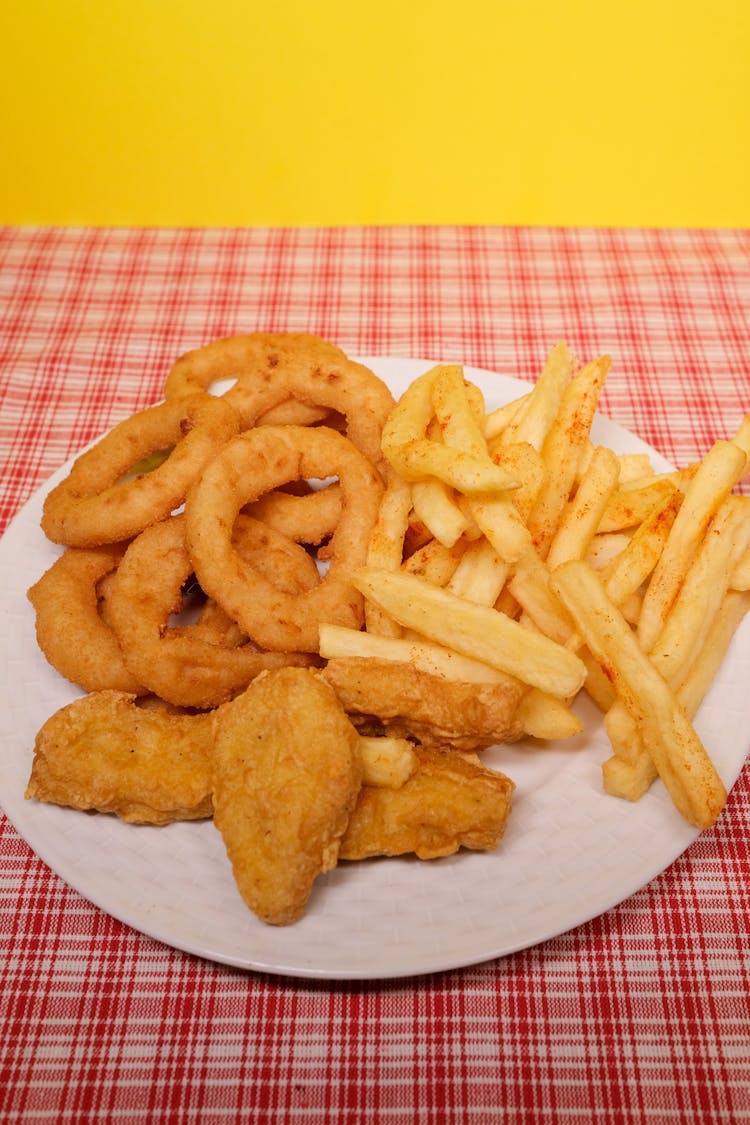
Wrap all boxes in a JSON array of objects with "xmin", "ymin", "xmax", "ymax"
[{"xmin": 1, "ymin": 358, "xmax": 749, "ymax": 981}]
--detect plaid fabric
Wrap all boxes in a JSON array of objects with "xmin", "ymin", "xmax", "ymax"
[{"xmin": 1, "ymin": 225, "xmax": 749, "ymax": 1124}]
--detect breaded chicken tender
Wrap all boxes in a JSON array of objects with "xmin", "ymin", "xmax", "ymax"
[
  {"xmin": 340, "ymin": 746, "xmax": 515, "ymax": 860},
  {"xmin": 211, "ymin": 667, "xmax": 363, "ymax": 925},
  {"xmin": 321, "ymin": 657, "xmax": 525, "ymax": 751},
  {"xmin": 26, "ymin": 690, "xmax": 217, "ymax": 824}
]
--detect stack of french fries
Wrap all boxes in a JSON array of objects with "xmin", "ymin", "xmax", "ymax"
[{"xmin": 320, "ymin": 342, "xmax": 750, "ymax": 830}]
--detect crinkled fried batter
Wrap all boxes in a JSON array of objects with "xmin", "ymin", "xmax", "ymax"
[
  {"xmin": 340, "ymin": 747, "xmax": 515, "ymax": 861},
  {"xmin": 321, "ymin": 657, "xmax": 525, "ymax": 751},
  {"xmin": 211, "ymin": 668, "xmax": 362, "ymax": 926},
  {"xmin": 26, "ymin": 690, "xmax": 217, "ymax": 824}
]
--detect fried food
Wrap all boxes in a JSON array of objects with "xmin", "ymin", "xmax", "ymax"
[
  {"xmin": 243, "ymin": 482, "xmax": 342, "ymax": 546},
  {"xmin": 27, "ymin": 543, "xmax": 145, "ymax": 695},
  {"xmin": 550, "ymin": 560, "xmax": 728, "ymax": 829},
  {"xmin": 26, "ymin": 691, "xmax": 217, "ymax": 825},
  {"xmin": 352, "ymin": 567, "xmax": 587, "ymax": 700},
  {"xmin": 164, "ymin": 331, "xmax": 395, "ymax": 473},
  {"xmin": 321, "ymin": 657, "xmax": 525, "ymax": 751},
  {"xmin": 41, "ymin": 393, "xmax": 240, "ymax": 547},
  {"xmin": 340, "ymin": 746, "xmax": 515, "ymax": 860},
  {"xmin": 163, "ymin": 332, "xmax": 339, "ymax": 427},
  {"xmin": 185, "ymin": 425, "xmax": 384, "ymax": 653},
  {"xmin": 106, "ymin": 513, "xmax": 316, "ymax": 708},
  {"xmin": 211, "ymin": 668, "xmax": 363, "ymax": 925}
]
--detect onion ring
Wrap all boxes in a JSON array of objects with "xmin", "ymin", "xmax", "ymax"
[
  {"xmin": 106, "ymin": 514, "xmax": 316, "ymax": 708},
  {"xmin": 164, "ymin": 332, "xmax": 395, "ymax": 473},
  {"xmin": 28, "ymin": 545, "xmax": 146, "ymax": 695},
  {"xmin": 41, "ymin": 392, "xmax": 240, "ymax": 547},
  {"xmin": 190, "ymin": 512, "xmax": 323, "ymax": 647},
  {"xmin": 185, "ymin": 425, "xmax": 384, "ymax": 653},
  {"xmin": 163, "ymin": 332, "xmax": 343, "ymax": 427},
  {"xmin": 243, "ymin": 484, "xmax": 342, "ymax": 546}
]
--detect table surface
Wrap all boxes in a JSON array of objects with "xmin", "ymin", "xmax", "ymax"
[{"xmin": 1, "ymin": 224, "xmax": 749, "ymax": 1124}]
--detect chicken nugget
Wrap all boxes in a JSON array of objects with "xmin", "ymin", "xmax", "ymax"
[
  {"xmin": 340, "ymin": 746, "xmax": 515, "ymax": 860},
  {"xmin": 26, "ymin": 690, "xmax": 217, "ymax": 824},
  {"xmin": 212, "ymin": 668, "xmax": 362, "ymax": 925},
  {"xmin": 321, "ymin": 657, "xmax": 525, "ymax": 751}
]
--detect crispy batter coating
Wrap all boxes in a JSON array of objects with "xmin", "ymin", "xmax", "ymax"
[
  {"xmin": 211, "ymin": 668, "xmax": 363, "ymax": 925},
  {"xmin": 26, "ymin": 691, "xmax": 217, "ymax": 824},
  {"xmin": 340, "ymin": 746, "xmax": 515, "ymax": 860},
  {"xmin": 321, "ymin": 657, "xmax": 525, "ymax": 751}
]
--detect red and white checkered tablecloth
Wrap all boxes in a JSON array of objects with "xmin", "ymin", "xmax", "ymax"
[{"xmin": 1, "ymin": 225, "xmax": 749, "ymax": 1124}]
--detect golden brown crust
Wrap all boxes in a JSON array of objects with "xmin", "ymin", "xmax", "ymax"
[
  {"xmin": 321, "ymin": 657, "xmax": 525, "ymax": 751},
  {"xmin": 211, "ymin": 668, "xmax": 363, "ymax": 925},
  {"xmin": 340, "ymin": 746, "xmax": 515, "ymax": 860},
  {"xmin": 25, "ymin": 691, "xmax": 217, "ymax": 825}
]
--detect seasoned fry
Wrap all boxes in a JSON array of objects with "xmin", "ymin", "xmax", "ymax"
[
  {"xmin": 599, "ymin": 490, "xmax": 682, "ymax": 607},
  {"xmin": 526, "ymin": 355, "xmax": 612, "ymax": 558},
  {"xmin": 597, "ymin": 477, "xmax": 681, "ymax": 534},
  {"xmin": 353, "ymin": 566, "xmax": 587, "ymax": 698},
  {"xmin": 637, "ymin": 440, "xmax": 748, "ymax": 651},
  {"xmin": 731, "ymin": 546, "xmax": 750, "ymax": 591},
  {"xmin": 550, "ymin": 560, "xmax": 727, "ymax": 829},
  {"xmin": 382, "ymin": 365, "xmax": 519, "ymax": 492},
  {"xmin": 432, "ymin": 364, "xmax": 488, "ymax": 458},
  {"xmin": 546, "ymin": 445, "xmax": 620, "ymax": 569},
  {"xmin": 446, "ymin": 537, "xmax": 509, "ymax": 605},
  {"xmin": 402, "ymin": 537, "xmax": 466, "ymax": 585},
  {"xmin": 495, "ymin": 340, "xmax": 577, "ymax": 452},
  {"xmin": 485, "ymin": 392, "xmax": 530, "ymax": 441},
  {"xmin": 319, "ymin": 622, "xmax": 511, "ymax": 683},
  {"xmin": 411, "ymin": 479, "xmax": 469, "ymax": 547}
]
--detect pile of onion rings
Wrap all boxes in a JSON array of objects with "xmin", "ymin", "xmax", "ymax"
[{"xmin": 29, "ymin": 333, "xmax": 393, "ymax": 709}]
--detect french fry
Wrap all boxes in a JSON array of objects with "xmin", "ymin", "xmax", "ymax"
[
  {"xmin": 546, "ymin": 445, "xmax": 620, "ymax": 570},
  {"xmin": 411, "ymin": 479, "xmax": 469, "ymax": 547},
  {"xmin": 319, "ymin": 622, "xmax": 512, "ymax": 683},
  {"xmin": 597, "ymin": 477, "xmax": 680, "ymax": 534},
  {"xmin": 526, "ymin": 355, "xmax": 612, "ymax": 558},
  {"xmin": 649, "ymin": 495, "xmax": 750, "ymax": 688},
  {"xmin": 514, "ymin": 689, "xmax": 583, "ymax": 740},
  {"xmin": 676, "ymin": 590, "xmax": 750, "ymax": 713},
  {"xmin": 496, "ymin": 340, "xmax": 578, "ymax": 452},
  {"xmin": 732, "ymin": 412, "xmax": 750, "ymax": 458},
  {"xmin": 353, "ymin": 566, "xmax": 587, "ymax": 698},
  {"xmin": 469, "ymin": 493, "xmax": 532, "ymax": 565},
  {"xmin": 599, "ymin": 490, "xmax": 682, "ymax": 607},
  {"xmin": 637, "ymin": 439, "xmax": 748, "ymax": 651},
  {"xmin": 585, "ymin": 532, "xmax": 634, "ymax": 571},
  {"xmin": 364, "ymin": 469, "xmax": 412, "ymax": 637},
  {"xmin": 550, "ymin": 560, "xmax": 727, "ymax": 829},
  {"xmin": 603, "ymin": 583, "xmax": 750, "ymax": 802},
  {"xmin": 402, "ymin": 537, "xmax": 466, "ymax": 585},
  {"xmin": 431, "ymin": 365, "xmax": 488, "ymax": 458},
  {"xmin": 731, "ymin": 546, "xmax": 750, "ymax": 591},
  {"xmin": 509, "ymin": 550, "xmax": 576, "ymax": 646},
  {"xmin": 580, "ymin": 647, "xmax": 617, "ymax": 713},
  {"xmin": 358, "ymin": 736, "xmax": 418, "ymax": 789},
  {"xmin": 381, "ymin": 365, "xmax": 520, "ymax": 493},
  {"xmin": 601, "ymin": 497, "xmax": 750, "ymax": 802},
  {"xmin": 615, "ymin": 452, "xmax": 654, "ymax": 483},
  {"xmin": 485, "ymin": 393, "xmax": 531, "ymax": 441},
  {"xmin": 492, "ymin": 441, "xmax": 546, "ymax": 522},
  {"xmin": 446, "ymin": 537, "xmax": 509, "ymax": 605}
]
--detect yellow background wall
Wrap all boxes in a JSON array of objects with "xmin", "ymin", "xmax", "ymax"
[{"xmin": 1, "ymin": 0, "xmax": 748, "ymax": 228}]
